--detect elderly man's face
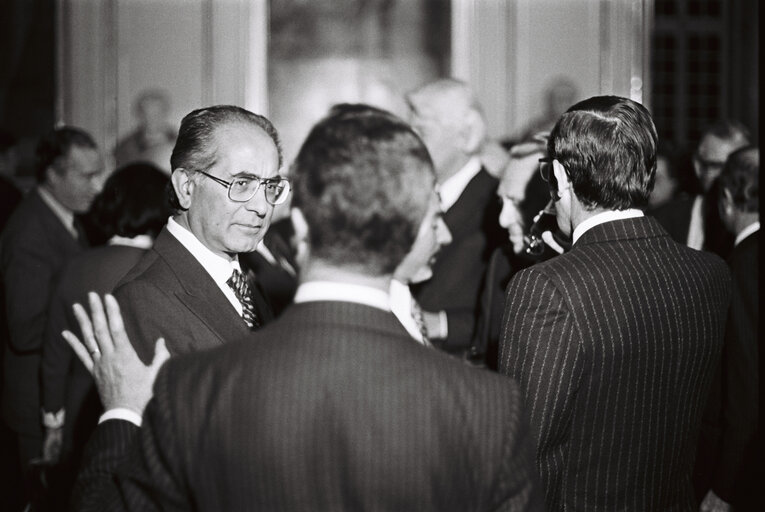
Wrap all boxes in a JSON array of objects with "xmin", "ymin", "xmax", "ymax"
[
  {"xmin": 394, "ymin": 192, "xmax": 452, "ymax": 284},
  {"xmin": 497, "ymin": 152, "xmax": 540, "ymax": 254},
  {"xmin": 47, "ymin": 145, "xmax": 106, "ymax": 213},
  {"xmin": 185, "ymin": 123, "xmax": 280, "ymax": 258},
  {"xmin": 407, "ymin": 101, "xmax": 462, "ymax": 182}
]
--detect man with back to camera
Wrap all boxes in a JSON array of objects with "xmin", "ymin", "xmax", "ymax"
[
  {"xmin": 64, "ymin": 106, "xmax": 543, "ymax": 511},
  {"xmin": 695, "ymin": 146, "xmax": 760, "ymax": 512},
  {"xmin": 405, "ymin": 78, "xmax": 505, "ymax": 362},
  {"xmin": 499, "ymin": 96, "xmax": 732, "ymax": 511},
  {"xmin": 0, "ymin": 126, "xmax": 105, "ymax": 501},
  {"xmin": 113, "ymin": 105, "xmax": 288, "ymax": 368}
]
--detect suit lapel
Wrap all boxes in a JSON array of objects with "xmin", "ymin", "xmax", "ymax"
[{"xmin": 152, "ymin": 229, "xmax": 252, "ymax": 344}]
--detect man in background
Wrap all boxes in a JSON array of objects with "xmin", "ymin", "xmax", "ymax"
[
  {"xmin": 405, "ymin": 78, "xmax": 504, "ymax": 362},
  {"xmin": 114, "ymin": 88, "xmax": 176, "ymax": 173},
  {"xmin": 66, "ymin": 106, "xmax": 543, "ymax": 511},
  {"xmin": 500, "ymin": 96, "xmax": 731, "ymax": 510},
  {"xmin": 0, "ymin": 126, "xmax": 104, "ymax": 503},
  {"xmin": 653, "ymin": 120, "xmax": 749, "ymax": 259},
  {"xmin": 114, "ymin": 105, "xmax": 287, "ymax": 365},
  {"xmin": 696, "ymin": 146, "xmax": 760, "ymax": 512}
]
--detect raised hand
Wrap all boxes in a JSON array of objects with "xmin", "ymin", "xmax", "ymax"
[{"xmin": 62, "ymin": 292, "xmax": 170, "ymax": 417}]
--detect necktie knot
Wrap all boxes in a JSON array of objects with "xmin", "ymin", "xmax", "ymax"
[{"xmin": 227, "ymin": 269, "xmax": 261, "ymax": 329}]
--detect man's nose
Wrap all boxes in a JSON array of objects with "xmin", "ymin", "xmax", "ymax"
[{"xmin": 436, "ymin": 218, "xmax": 452, "ymax": 246}]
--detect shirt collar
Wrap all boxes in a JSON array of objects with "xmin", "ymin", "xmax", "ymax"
[
  {"xmin": 572, "ymin": 209, "xmax": 644, "ymax": 244},
  {"xmin": 166, "ymin": 216, "xmax": 241, "ymax": 285},
  {"xmin": 37, "ymin": 186, "xmax": 76, "ymax": 238},
  {"xmin": 735, "ymin": 221, "xmax": 760, "ymax": 247},
  {"xmin": 293, "ymin": 281, "xmax": 390, "ymax": 312},
  {"xmin": 108, "ymin": 234, "xmax": 154, "ymax": 249},
  {"xmin": 438, "ymin": 156, "xmax": 482, "ymax": 212}
]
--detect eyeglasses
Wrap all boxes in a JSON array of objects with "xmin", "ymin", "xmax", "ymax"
[
  {"xmin": 194, "ymin": 170, "xmax": 291, "ymax": 205},
  {"xmin": 538, "ymin": 157, "xmax": 554, "ymax": 182}
]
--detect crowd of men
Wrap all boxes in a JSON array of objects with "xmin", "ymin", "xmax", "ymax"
[{"xmin": 0, "ymin": 78, "xmax": 759, "ymax": 511}]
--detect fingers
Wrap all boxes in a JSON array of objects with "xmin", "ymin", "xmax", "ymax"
[
  {"xmin": 62, "ymin": 329, "xmax": 94, "ymax": 373},
  {"xmin": 104, "ymin": 294, "xmax": 130, "ymax": 349},
  {"xmin": 88, "ymin": 292, "xmax": 115, "ymax": 354},
  {"xmin": 150, "ymin": 338, "xmax": 171, "ymax": 371},
  {"xmin": 71, "ymin": 302, "xmax": 99, "ymax": 357}
]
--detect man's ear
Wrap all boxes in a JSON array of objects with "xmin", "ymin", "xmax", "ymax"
[
  {"xmin": 458, "ymin": 109, "xmax": 486, "ymax": 154},
  {"xmin": 290, "ymin": 207, "xmax": 310, "ymax": 266},
  {"xmin": 552, "ymin": 159, "xmax": 570, "ymax": 197},
  {"xmin": 171, "ymin": 168, "xmax": 195, "ymax": 210},
  {"xmin": 720, "ymin": 188, "xmax": 735, "ymax": 216}
]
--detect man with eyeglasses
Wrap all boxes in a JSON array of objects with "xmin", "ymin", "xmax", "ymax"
[
  {"xmin": 652, "ymin": 120, "xmax": 749, "ymax": 259},
  {"xmin": 113, "ymin": 105, "xmax": 288, "ymax": 369},
  {"xmin": 499, "ymin": 96, "xmax": 731, "ymax": 511},
  {"xmin": 63, "ymin": 107, "xmax": 543, "ymax": 511}
]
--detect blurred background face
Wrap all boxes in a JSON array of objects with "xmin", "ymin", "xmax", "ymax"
[
  {"xmin": 394, "ymin": 191, "xmax": 452, "ymax": 284},
  {"xmin": 407, "ymin": 97, "xmax": 464, "ymax": 183},
  {"xmin": 138, "ymin": 97, "xmax": 169, "ymax": 132},
  {"xmin": 498, "ymin": 151, "xmax": 541, "ymax": 254},
  {"xmin": 47, "ymin": 145, "xmax": 105, "ymax": 213},
  {"xmin": 694, "ymin": 134, "xmax": 741, "ymax": 193}
]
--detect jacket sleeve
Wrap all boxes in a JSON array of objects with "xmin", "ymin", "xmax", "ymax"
[
  {"xmin": 71, "ymin": 363, "xmax": 191, "ymax": 511},
  {"xmin": 498, "ymin": 267, "xmax": 585, "ymax": 504}
]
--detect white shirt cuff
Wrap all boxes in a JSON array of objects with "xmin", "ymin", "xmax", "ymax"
[
  {"xmin": 98, "ymin": 408, "xmax": 143, "ymax": 427},
  {"xmin": 438, "ymin": 310, "xmax": 448, "ymax": 339},
  {"xmin": 42, "ymin": 408, "xmax": 65, "ymax": 429}
]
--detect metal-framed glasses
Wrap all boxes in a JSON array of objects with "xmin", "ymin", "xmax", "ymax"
[{"xmin": 194, "ymin": 170, "xmax": 291, "ymax": 205}]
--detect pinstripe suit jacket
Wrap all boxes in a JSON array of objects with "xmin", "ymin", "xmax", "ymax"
[
  {"xmin": 73, "ymin": 301, "xmax": 544, "ymax": 511},
  {"xmin": 498, "ymin": 216, "xmax": 731, "ymax": 511}
]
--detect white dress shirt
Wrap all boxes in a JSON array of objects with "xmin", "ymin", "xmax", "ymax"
[
  {"xmin": 572, "ymin": 209, "xmax": 645, "ymax": 245},
  {"xmin": 437, "ymin": 156, "xmax": 482, "ymax": 212},
  {"xmin": 735, "ymin": 221, "xmax": 759, "ymax": 247},
  {"xmin": 166, "ymin": 217, "xmax": 243, "ymax": 316}
]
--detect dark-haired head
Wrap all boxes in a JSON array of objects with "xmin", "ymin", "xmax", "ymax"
[
  {"xmin": 88, "ymin": 162, "xmax": 171, "ymax": 240},
  {"xmin": 291, "ymin": 105, "xmax": 434, "ymax": 275},
  {"xmin": 718, "ymin": 145, "xmax": 758, "ymax": 214},
  {"xmin": 35, "ymin": 126, "xmax": 98, "ymax": 183},
  {"xmin": 548, "ymin": 95, "xmax": 658, "ymax": 210},
  {"xmin": 167, "ymin": 105, "xmax": 283, "ymax": 211},
  {"xmin": 35, "ymin": 126, "xmax": 105, "ymax": 213}
]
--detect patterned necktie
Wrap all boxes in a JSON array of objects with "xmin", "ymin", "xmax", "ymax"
[
  {"xmin": 227, "ymin": 269, "xmax": 261, "ymax": 329},
  {"xmin": 410, "ymin": 299, "xmax": 434, "ymax": 348}
]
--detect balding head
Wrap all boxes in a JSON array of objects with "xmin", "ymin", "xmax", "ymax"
[{"xmin": 406, "ymin": 78, "xmax": 486, "ymax": 182}]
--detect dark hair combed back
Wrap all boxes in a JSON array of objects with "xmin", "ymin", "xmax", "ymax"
[
  {"xmin": 292, "ymin": 104, "xmax": 435, "ymax": 275},
  {"xmin": 168, "ymin": 105, "xmax": 283, "ymax": 211},
  {"xmin": 548, "ymin": 95, "xmax": 658, "ymax": 210},
  {"xmin": 35, "ymin": 126, "xmax": 97, "ymax": 183},
  {"xmin": 719, "ymin": 146, "xmax": 758, "ymax": 213},
  {"xmin": 88, "ymin": 162, "xmax": 172, "ymax": 239}
]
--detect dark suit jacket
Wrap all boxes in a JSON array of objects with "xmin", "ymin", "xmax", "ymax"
[
  {"xmin": 73, "ymin": 300, "xmax": 544, "ymax": 511},
  {"xmin": 0, "ymin": 189, "xmax": 85, "ymax": 435},
  {"xmin": 41, "ymin": 245, "xmax": 147, "ymax": 457},
  {"xmin": 651, "ymin": 192, "xmax": 733, "ymax": 259},
  {"xmin": 412, "ymin": 168, "xmax": 504, "ymax": 357},
  {"xmin": 694, "ymin": 229, "xmax": 759, "ymax": 507},
  {"xmin": 239, "ymin": 228, "xmax": 298, "ymax": 318},
  {"xmin": 114, "ymin": 227, "xmax": 272, "ymax": 364},
  {"xmin": 499, "ymin": 216, "xmax": 731, "ymax": 511}
]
